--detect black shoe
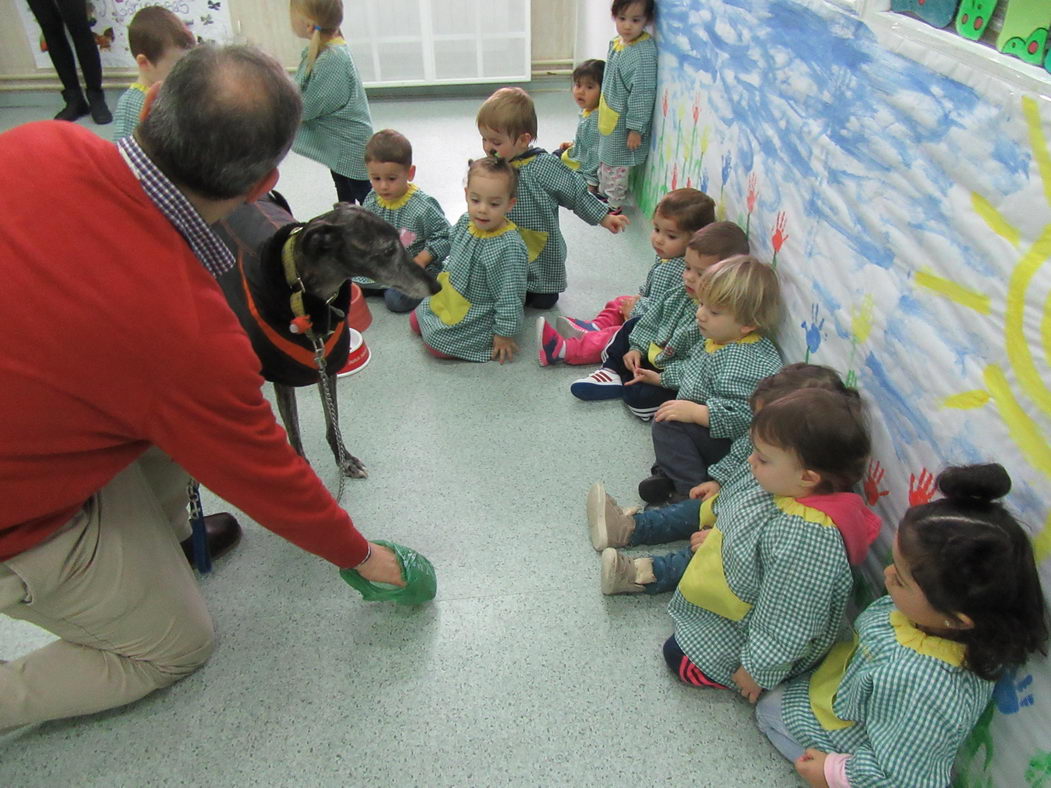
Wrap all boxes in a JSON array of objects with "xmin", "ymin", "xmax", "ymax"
[
  {"xmin": 181, "ymin": 512, "xmax": 242, "ymax": 566},
  {"xmin": 55, "ymin": 88, "xmax": 89, "ymax": 122},
  {"xmin": 86, "ymin": 89, "xmax": 112, "ymax": 125},
  {"xmin": 638, "ymin": 473, "xmax": 674, "ymax": 504}
]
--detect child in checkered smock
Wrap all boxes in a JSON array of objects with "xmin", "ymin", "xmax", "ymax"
[
  {"xmin": 590, "ymin": 364, "xmax": 858, "ymax": 598},
  {"xmin": 476, "ymin": 87, "xmax": 629, "ymax": 309},
  {"xmin": 290, "ymin": 0, "xmax": 374, "ymax": 205},
  {"xmin": 661, "ymin": 389, "xmax": 880, "ymax": 700},
  {"xmin": 597, "ymin": 0, "xmax": 658, "ymax": 211},
  {"xmin": 358, "ymin": 130, "xmax": 451, "ymax": 313},
  {"xmin": 411, "ymin": 158, "xmax": 527, "ymax": 363},
  {"xmin": 556, "ymin": 59, "xmax": 604, "ymax": 190},
  {"xmin": 757, "ymin": 464, "xmax": 1048, "ymax": 788}
]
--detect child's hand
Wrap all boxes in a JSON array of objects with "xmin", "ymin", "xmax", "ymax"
[
  {"xmin": 491, "ymin": 335, "xmax": 517, "ymax": 364},
  {"xmin": 626, "ymin": 130, "xmax": 643, "ymax": 150},
  {"xmin": 622, "ymin": 349, "xmax": 643, "ymax": 373},
  {"xmin": 795, "ymin": 750, "xmax": 830, "ymax": 788},
  {"xmin": 626, "ymin": 367, "xmax": 661, "ymax": 386},
  {"xmin": 731, "ymin": 666, "xmax": 762, "ymax": 704},
  {"xmin": 412, "ymin": 250, "xmax": 434, "ymax": 268},
  {"xmin": 689, "ymin": 480, "xmax": 720, "ymax": 500},
  {"xmin": 600, "ymin": 213, "xmax": 630, "ymax": 234},
  {"xmin": 619, "ymin": 295, "xmax": 639, "ymax": 319},
  {"xmin": 654, "ymin": 400, "xmax": 709, "ymax": 425},
  {"xmin": 557, "ymin": 141, "xmax": 571, "ymax": 153},
  {"xmin": 587, "ymin": 183, "xmax": 599, "ymax": 193},
  {"xmin": 689, "ymin": 529, "xmax": 710, "ymax": 552}
]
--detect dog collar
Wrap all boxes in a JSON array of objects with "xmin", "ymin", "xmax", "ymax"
[{"xmin": 282, "ymin": 227, "xmax": 313, "ymax": 336}]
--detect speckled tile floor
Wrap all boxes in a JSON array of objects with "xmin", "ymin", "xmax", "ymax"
[{"xmin": 0, "ymin": 88, "xmax": 798, "ymax": 787}]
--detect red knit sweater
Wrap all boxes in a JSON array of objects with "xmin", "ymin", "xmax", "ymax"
[{"xmin": 0, "ymin": 121, "xmax": 368, "ymax": 567}]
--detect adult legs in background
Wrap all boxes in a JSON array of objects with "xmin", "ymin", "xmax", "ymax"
[
  {"xmin": 0, "ymin": 454, "xmax": 214, "ymax": 730},
  {"xmin": 331, "ymin": 173, "xmax": 371, "ymax": 205}
]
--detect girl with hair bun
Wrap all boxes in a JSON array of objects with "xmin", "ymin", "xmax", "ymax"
[{"xmin": 756, "ymin": 463, "xmax": 1049, "ymax": 788}]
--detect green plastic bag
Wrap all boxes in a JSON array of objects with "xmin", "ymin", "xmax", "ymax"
[{"xmin": 339, "ymin": 540, "xmax": 437, "ymax": 605}]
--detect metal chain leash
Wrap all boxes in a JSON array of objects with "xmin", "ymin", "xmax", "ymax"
[
  {"xmin": 312, "ymin": 335, "xmax": 347, "ymax": 505},
  {"xmin": 186, "ymin": 478, "xmax": 212, "ymax": 573}
]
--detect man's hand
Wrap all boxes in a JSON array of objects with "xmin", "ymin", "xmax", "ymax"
[
  {"xmin": 627, "ymin": 130, "xmax": 643, "ymax": 150},
  {"xmin": 654, "ymin": 400, "xmax": 709, "ymax": 425},
  {"xmin": 492, "ymin": 335, "xmax": 517, "ymax": 364},
  {"xmin": 626, "ymin": 367, "xmax": 661, "ymax": 386},
  {"xmin": 795, "ymin": 750, "xmax": 830, "ymax": 788},
  {"xmin": 731, "ymin": 666, "xmax": 762, "ymax": 703},
  {"xmin": 689, "ymin": 529, "xmax": 710, "ymax": 552},
  {"xmin": 354, "ymin": 542, "xmax": 406, "ymax": 586},
  {"xmin": 689, "ymin": 480, "xmax": 721, "ymax": 500},
  {"xmin": 600, "ymin": 213, "xmax": 630, "ymax": 233},
  {"xmin": 619, "ymin": 295, "xmax": 639, "ymax": 319}
]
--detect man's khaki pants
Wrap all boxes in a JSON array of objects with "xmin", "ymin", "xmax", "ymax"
[{"xmin": 0, "ymin": 449, "xmax": 215, "ymax": 729}]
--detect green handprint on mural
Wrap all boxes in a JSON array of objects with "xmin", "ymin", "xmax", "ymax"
[
  {"xmin": 1026, "ymin": 751, "xmax": 1051, "ymax": 787},
  {"xmin": 1002, "ymin": 28, "xmax": 1049, "ymax": 66},
  {"xmin": 955, "ymin": 0, "xmax": 999, "ymax": 41},
  {"xmin": 952, "ymin": 701, "xmax": 995, "ymax": 787}
]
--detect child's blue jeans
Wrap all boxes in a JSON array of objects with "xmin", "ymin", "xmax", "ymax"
[
  {"xmin": 631, "ymin": 498, "xmax": 702, "ymax": 594},
  {"xmin": 755, "ymin": 685, "xmax": 805, "ymax": 762}
]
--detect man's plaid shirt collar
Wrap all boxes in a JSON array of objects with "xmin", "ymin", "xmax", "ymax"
[{"xmin": 117, "ymin": 136, "xmax": 234, "ymax": 278}]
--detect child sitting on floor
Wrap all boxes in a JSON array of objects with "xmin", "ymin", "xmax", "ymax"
[
  {"xmin": 759, "ymin": 463, "xmax": 1047, "ymax": 788},
  {"xmin": 476, "ymin": 87, "xmax": 629, "ymax": 308},
  {"xmin": 358, "ymin": 129, "xmax": 451, "ymax": 313},
  {"xmin": 555, "ymin": 59, "xmax": 604, "ymax": 191},
  {"xmin": 660, "ymin": 388, "xmax": 880, "ymax": 700},
  {"xmin": 537, "ymin": 194, "xmax": 726, "ymax": 368},
  {"xmin": 410, "ymin": 157, "xmax": 527, "ymax": 363},
  {"xmin": 112, "ymin": 7, "xmax": 194, "ymax": 141},
  {"xmin": 588, "ymin": 364, "xmax": 857, "ymax": 597},
  {"xmin": 639, "ymin": 254, "xmax": 783, "ymax": 504}
]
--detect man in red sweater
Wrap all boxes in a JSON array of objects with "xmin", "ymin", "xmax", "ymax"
[{"xmin": 0, "ymin": 44, "xmax": 404, "ymax": 730}]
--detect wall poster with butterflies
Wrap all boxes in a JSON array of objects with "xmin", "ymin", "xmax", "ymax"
[{"xmin": 16, "ymin": 0, "xmax": 234, "ymax": 71}]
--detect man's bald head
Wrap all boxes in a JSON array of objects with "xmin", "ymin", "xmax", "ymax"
[{"xmin": 137, "ymin": 44, "xmax": 303, "ymax": 200}]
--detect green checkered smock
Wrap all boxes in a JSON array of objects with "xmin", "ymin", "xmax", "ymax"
[
  {"xmin": 631, "ymin": 255, "xmax": 685, "ymax": 319},
  {"xmin": 508, "ymin": 150, "xmax": 610, "ymax": 295},
  {"xmin": 560, "ymin": 108, "xmax": 600, "ymax": 187},
  {"xmin": 293, "ymin": 40, "xmax": 373, "ymax": 180},
  {"xmin": 354, "ymin": 184, "xmax": 451, "ymax": 288},
  {"xmin": 781, "ymin": 596, "xmax": 993, "ymax": 788},
  {"xmin": 677, "ymin": 335, "xmax": 783, "ymax": 440},
  {"xmin": 598, "ymin": 33, "xmax": 657, "ymax": 168},
  {"xmin": 708, "ymin": 434, "xmax": 754, "ymax": 496},
  {"xmin": 627, "ymin": 287, "xmax": 701, "ymax": 389},
  {"xmin": 413, "ymin": 215, "xmax": 527, "ymax": 362},
  {"xmin": 112, "ymin": 83, "xmax": 147, "ymax": 141},
  {"xmin": 667, "ymin": 492, "xmax": 855, "ymax": 689}
]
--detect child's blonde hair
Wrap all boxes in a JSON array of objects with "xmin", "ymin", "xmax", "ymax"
[
  {"xmin": 291, "ymin": 0, "xmax": 343, "ymax": 75},
  {"xmin": 696, "ymin": 254, "xmax": 780, "ymax": 334},
  {"xmin": 476, "ymin": 87, "xmax": 537, "ymax": 144}
]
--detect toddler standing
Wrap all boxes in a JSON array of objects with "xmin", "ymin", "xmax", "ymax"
[
  {"xmin": 411, "ymin": 158, "xmax": 527, "ymax": 363},
  {"xmin": 289, "ymin": 0, "xmax": 374, "ymax": 205},
  {"xmin": 556, "ymin": 59, "xmax": 604, "ymax": 190},
  {"xmin": 598, "ymin": 0, "xmax": 658, "ymax": 212},
  {"xmin": 358, "ymin": 129, "xmax": 451, "ymax": 313},
  {"xmin": 112, "ymin": 7, "xmax": 194, "ymax": 141},
  {"xmin": 477, "ymin": 87, "xmax": 629, "ymax": 309},
  {"xmin": 759, "ymin": 464, "xmax": 1048, "ymax": 788}
]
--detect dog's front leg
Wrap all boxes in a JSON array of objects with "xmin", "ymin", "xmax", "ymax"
[
  {"xmin": 320, "ymin": 373, "xmax": 367, "ymax": 478},
  {"xmin": 274, "ymin": 383, "xmax": 307, "ymax": 459}
]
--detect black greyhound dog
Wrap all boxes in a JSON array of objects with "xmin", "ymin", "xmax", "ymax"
[{"xmin": 213, "ymin": 193, "xmax": 439, "ymax": 477}]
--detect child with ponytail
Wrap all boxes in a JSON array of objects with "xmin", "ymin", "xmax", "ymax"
[{"xmin": 757, "ymin": 463, "xmax": 1049, "ymax": 788}]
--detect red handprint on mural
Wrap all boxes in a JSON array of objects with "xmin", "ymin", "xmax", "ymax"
[
  {"xmin": 747, "ymin": 173, "xmax": 758, "ymax": 214},
  {"xmin": 671, "ymin": 163, "xmax": 679, "ymax": 191},
  {"xmin": 662, "ymin": 90, "xmax": 668, "ymax": 118},
  {"xmin": 864, "ymin": 460, "xmax": 890, "ymax": 506},
  {"xmin": 692, "ymin": 103, "xmax": 700, "ymax": 125},
  {"xmin": 908, "ymin": 468, "xmax": 936, "ymax": 507},
  {"xmin": 770, "ymin": 211, "xmax": 789, "ymax": 268}
]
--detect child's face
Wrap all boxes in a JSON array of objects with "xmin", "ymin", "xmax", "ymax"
[
  {"xmin": 748, "ymin": 436, "xmax": 815, "ymax": 498},
  {"xmin": 614, "ymin": 2, "xmax": 649, "ymax": 43},
  {"xmin": 682, "ymin": 250, "xmax": 720, "ymax": 300},
  {"xmin": 885, "ymin": 535, "xmax": 955, "ymax": 632},
  {"xmin": 367, "ymin": 161, "xmax": 415, "ymax": 202},
  {"xmin": 650, "ymin": 212, "xmax": 690, "ymax": 259},
  {"xmin": 695, "ymin": 299, "xmax": 755, "ymax": 344},
  {"xmin": 571, "ymin": 77, "xmax": 601, "ymax": 111},
  {"xmin": 138, "ymin": 44, "xmax": 191, "ymax": 86},
  {"xmin": 479, "ymin": 127, "xmax": 532, "ymax": 161},
  {"xmin": 290, "ymin": 8, "xmax": 315, "ymax": 39},
  {"xmin": 465, "ymin": 171, "xmax": 516, "ymax": 231}
]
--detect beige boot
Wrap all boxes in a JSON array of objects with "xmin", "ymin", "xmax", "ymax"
[
  {"xmin": 586, "ymin": 481, "xmax": 638, "ymax": 550},
  {"xmin": 600, "ymin": 549, "xmax": 654, "ymax": 595}
]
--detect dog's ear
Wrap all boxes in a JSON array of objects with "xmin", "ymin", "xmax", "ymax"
[{"xmin": 299, "ymin": 221, "xmax": 343, "ymax": 258}]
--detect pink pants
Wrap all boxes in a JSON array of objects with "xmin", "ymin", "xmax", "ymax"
[
  {"xmin": 561, "ymin": 295, "xmax": 633, "ymax": 365},
  {"xmin": 409, "ymin": 311, "xmax": 456, "ymax": 359}
]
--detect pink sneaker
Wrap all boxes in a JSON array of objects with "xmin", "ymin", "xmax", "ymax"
[
  {"xmin": 536, "ymin": 317, "xmax": 565, "ymax": 366},
  {"xmin": 556, "ymin": 316, "xmax": 597, "ymax": 338}
]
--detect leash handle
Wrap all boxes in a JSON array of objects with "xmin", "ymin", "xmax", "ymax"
[{"xmin": 187, "ymin": 479, "xmax": 212, "ymax": 574}]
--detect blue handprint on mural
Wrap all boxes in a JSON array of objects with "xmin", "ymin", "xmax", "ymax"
[
  {"xmin": 720, "ymin": 152, "xmax": 733, "ymax": 188},
  {"xmin": 801, "ymin": 303, "xmax": 824, "ymax": 362},
  {"xmin": 993, "ymin": 667, "xmax": 1035, "ymax": 714}
]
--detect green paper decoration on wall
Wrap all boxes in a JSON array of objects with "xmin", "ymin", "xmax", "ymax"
[
  {"xmin": 955, "ymin": 0, "xmax": 999, "ymax": 40},
  {"xmin": 996, "ymin": 0, "xmax": 1051, "ymax": 66},
  {"xmin": 892, "ymin": 0, "xmax": 962, "ymax": 29}
]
